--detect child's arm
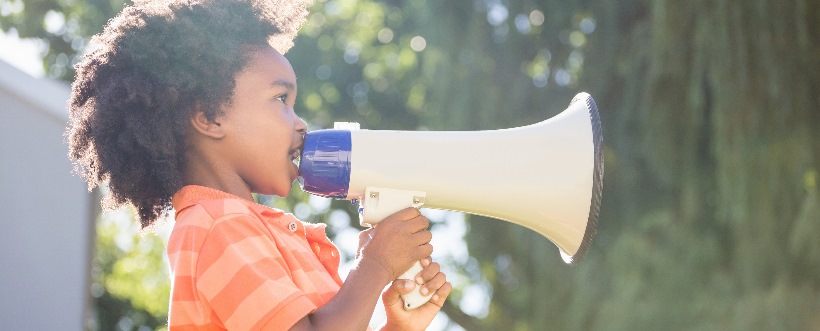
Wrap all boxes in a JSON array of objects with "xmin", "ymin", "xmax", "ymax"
[{"xmin": 286, "ymin": 208, "xmax": 432, "ymax": 331}]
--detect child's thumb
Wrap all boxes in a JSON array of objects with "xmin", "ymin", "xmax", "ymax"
[{"xmin": 382, "ymin": 279, "xmax": 415, "ymax": 307}]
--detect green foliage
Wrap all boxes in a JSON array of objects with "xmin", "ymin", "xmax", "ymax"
[
  {"xmin": 90, "ymin": 207, "xmax": 170, "ymax": 331},
  {"xmin": 0, "ymin": 0, "xmax": 131, "ymax": 80}
]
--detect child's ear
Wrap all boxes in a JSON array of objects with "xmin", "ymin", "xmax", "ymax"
[{"xmin": 189, "ymin": 105, "xmax": 226, "ymax": 139}]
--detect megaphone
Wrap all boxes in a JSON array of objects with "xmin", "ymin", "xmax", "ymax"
[{"xmin": 299, "ymin": 92, "xmax": 603, "ymax": 309}]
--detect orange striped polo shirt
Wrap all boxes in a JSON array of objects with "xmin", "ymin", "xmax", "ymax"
[{"xmin": 167, "ymin": 185, "xmax": 343, "ymax": 330}]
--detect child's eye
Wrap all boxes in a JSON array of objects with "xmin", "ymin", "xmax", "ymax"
[{"xmin": 274, "ymin": 94, "xmax": 288, "ymax": 104}]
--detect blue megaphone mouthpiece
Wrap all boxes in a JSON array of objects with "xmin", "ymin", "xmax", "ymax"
[{"xmin": 298, "ymin": 129, "xmax": 353, "ymax": 199}]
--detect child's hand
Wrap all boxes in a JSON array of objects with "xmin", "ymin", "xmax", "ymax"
[
  {"xmin": 357, "ymin": 208, "xmax": 433, "ymax": 284},
  {"xmin": 380, "ymin": 256, "xmax": 452, "ymax": 331}
]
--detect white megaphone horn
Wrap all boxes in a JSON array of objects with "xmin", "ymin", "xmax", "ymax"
[{"xmin": 298, "ymin": 92, "xmax": 604, "ymax": 310}]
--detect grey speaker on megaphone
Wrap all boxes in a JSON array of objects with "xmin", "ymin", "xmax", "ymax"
[{"xmin": 299, "ymin": 92, "xmax": 603, "ymax": 308}]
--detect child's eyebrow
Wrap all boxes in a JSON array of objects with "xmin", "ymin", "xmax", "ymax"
[{"xmin": 272, "ymin": 80, "xmax": 296, "ymax": 91}]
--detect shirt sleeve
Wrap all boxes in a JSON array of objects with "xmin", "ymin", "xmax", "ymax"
[{"xmin": 195, "ymin": 213, "xmax": 316, "ymax": 330}]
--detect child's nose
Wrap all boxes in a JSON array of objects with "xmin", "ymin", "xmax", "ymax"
[{"xmin": 295, "ymin": 116, "xmax": 307, "ymax": 133}]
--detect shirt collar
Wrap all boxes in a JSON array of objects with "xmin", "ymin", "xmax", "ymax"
[{"xmin": 172, "ymin": 185, "xmax": 284, "ymax": 217}]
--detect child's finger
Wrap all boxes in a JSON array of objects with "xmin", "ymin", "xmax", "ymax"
[
  {"xmin": 358, "ymin": 228, "xmax": 374, "ymax": 241},
  {"xmin": 419, "ymin": 272, "xmax": 447, "ymax": 297},
  {"xmin": 406, "ymin": 213, "xmax": 430, "ymax": 234},
  {"xmin": 415, "ymin": 243, "xmax": 434, "ymax": 261},
  {"xmin": 383, "ymin": 207, "xmax": 422, "ymax": 224},
  {"xmin": 420, "ymin": 256, "xmax": 431, "ymax": 267},
  {"xmin": 428, "ymin": 282, "xmax": 452, "ymax": 307},
  {"xmin": 410, "ymin": 228, "xmax": 433, "ymax": 246},
  {"xmin": 414, "ymin": 261, "xmax": 440, "ymax": 285},
  {"xmin": 382, "ymin": 279, "xmax": 415, "ymax": 307}
]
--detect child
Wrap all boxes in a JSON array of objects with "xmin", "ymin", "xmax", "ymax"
[{"xmin": 66, "ymin": 0, "xmax": 451, "ymax": 330}]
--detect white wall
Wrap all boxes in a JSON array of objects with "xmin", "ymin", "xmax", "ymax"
[{"xmin": 0, "ymin": 60, "xmax": 93, "ymax": 330}]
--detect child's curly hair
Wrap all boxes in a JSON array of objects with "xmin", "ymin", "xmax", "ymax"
[{"xmin": 67, "ymin": 0, "xmax": 309, "ymax": 228}]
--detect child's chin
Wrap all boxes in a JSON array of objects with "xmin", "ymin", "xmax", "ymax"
[
  {"xmin": 280, "ymin": 185, "xmax": 294, "ymax": 197},
  {"xmin": 281, "ymin": 179, "xmax": 299, "ymax": 196},
  {"xmin": 255, "ymin": 182, "xmax": 291, "ymax": 198}
]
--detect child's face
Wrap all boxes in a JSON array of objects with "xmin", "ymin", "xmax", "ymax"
[{"xmin": 218, "ymin": 46, "xmax": 307, "ymax": 197}]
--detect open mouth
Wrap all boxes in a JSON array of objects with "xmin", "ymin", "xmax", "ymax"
[
  {"xmin": 291, "ymin": 133, "xmax": 306, "ymax": 169},
  {"xmin": 290, "ymin": 146, "xmax": 302, "ymax": 167}
]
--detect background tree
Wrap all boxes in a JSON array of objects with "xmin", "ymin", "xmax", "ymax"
[
  {"xmin": 0, "ymin": 0, "xmax": 125, "ymax": 80},
  {"xmin": 3, "ymin": 0, "xmax": 817, "ymax": 329}
]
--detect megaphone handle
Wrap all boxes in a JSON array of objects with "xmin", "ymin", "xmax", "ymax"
[
  {"xmin": 359, "ymin": 187, "xmax": 431, "ymax": 310},
  {"xmin": 397, "ymin": 260, "xmax": 434, "ymax": 310}
]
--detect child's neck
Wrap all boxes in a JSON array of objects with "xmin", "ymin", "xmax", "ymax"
[{"xmin": 183, "ymin": 148, "xmax": 254, "ymax": 201}]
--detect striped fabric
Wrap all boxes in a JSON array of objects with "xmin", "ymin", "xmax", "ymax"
[{"xmin": 167, "ymin": 185, "xmax": 343, "ymax": 330}]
